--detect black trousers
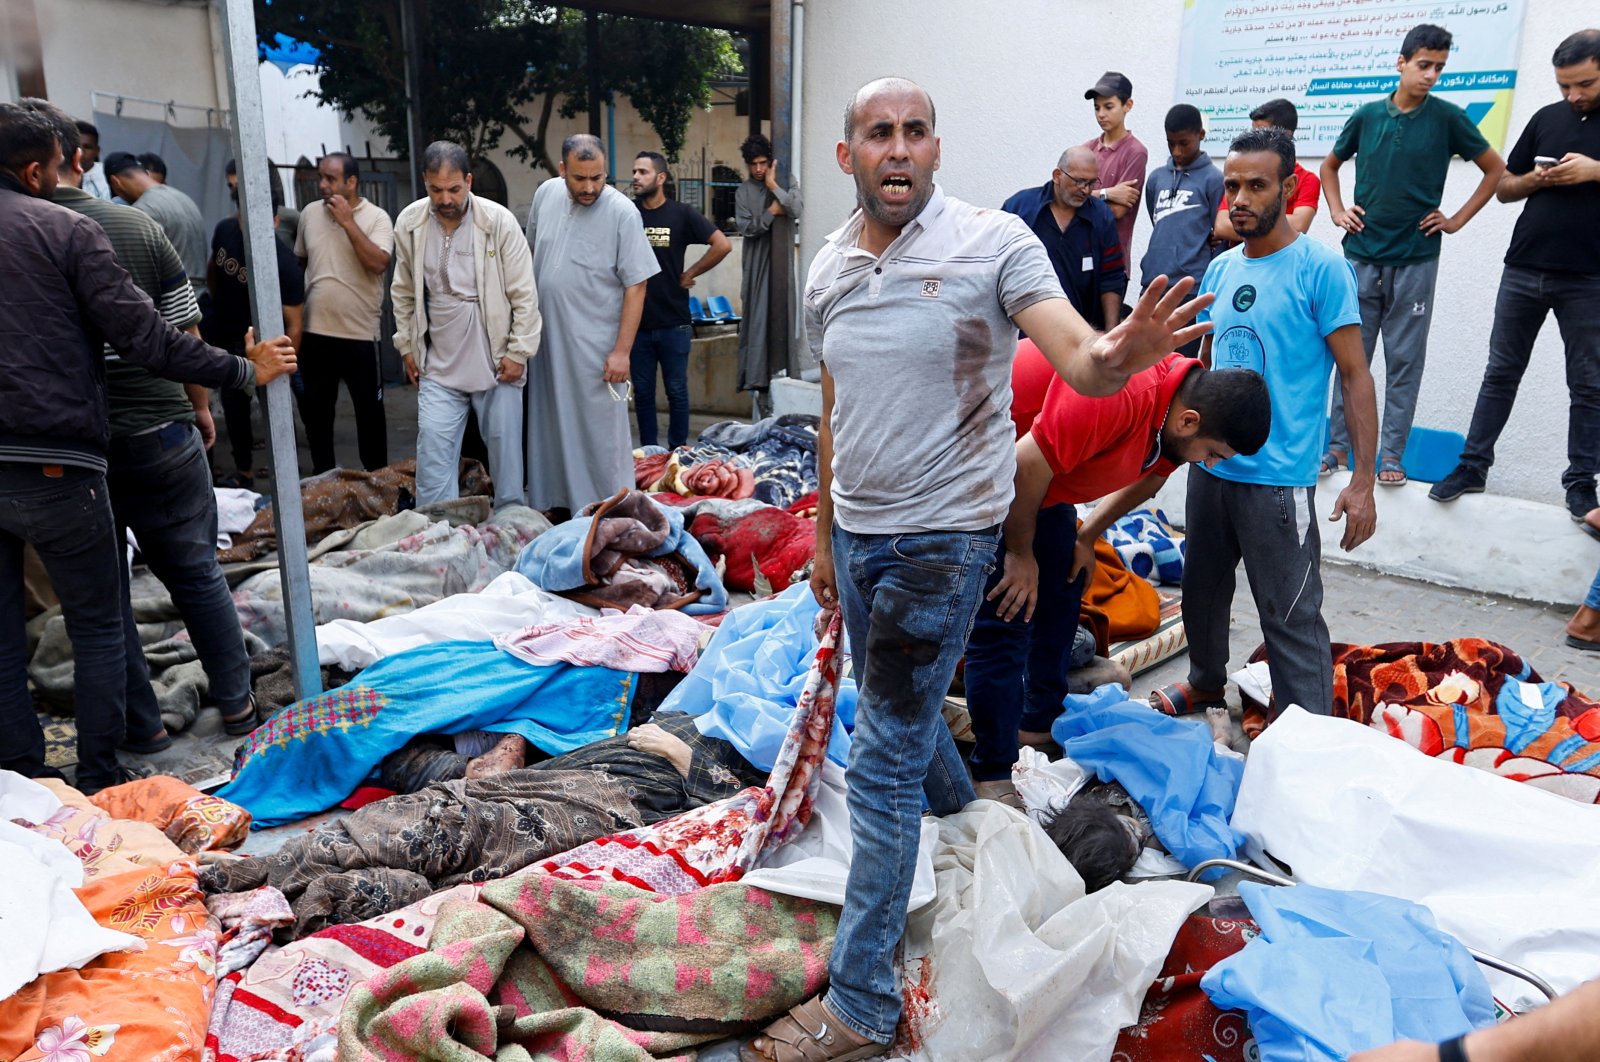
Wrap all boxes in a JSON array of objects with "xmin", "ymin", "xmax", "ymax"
[{"xmin": 298, "ymin": 332, "xmax": 388, "ymax": 473}]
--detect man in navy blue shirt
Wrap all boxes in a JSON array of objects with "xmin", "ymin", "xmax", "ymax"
[{"xmin": 1002, "ymin": 146, "xmax": 1126, "ymax": 328}]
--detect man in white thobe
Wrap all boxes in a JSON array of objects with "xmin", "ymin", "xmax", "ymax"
[{"xmin": 524, "ymin": 133, "xmax": 659, "ymax": 515}]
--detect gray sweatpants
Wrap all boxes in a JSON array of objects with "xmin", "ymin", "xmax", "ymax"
[
  {"xmin": 1181, "ymin": 467, "xmax": 1333, "ymax": 715},
  {"xmin": 1328, "ymin": 257, "xmax": 1439, "ymax": 463}
]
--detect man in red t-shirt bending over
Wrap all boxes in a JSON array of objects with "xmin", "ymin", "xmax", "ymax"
[{"xmin": 962, "ymin": 340, "xmax": 1270, "ymax": 797}]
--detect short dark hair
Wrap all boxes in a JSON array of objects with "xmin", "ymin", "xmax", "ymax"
[
  {"xmin": 1040, "ymin": 799, "xmax": 1140, "ymax": 893},
  {"xmin": 1401, "ymin": 23, "xmax": 1453, "ymax": 59},
  {"xmin": 421, "ymin": 140, "xmax": 470, "ymax": 176},
  {"xmin": 74, "ymin": 119, "xmax": 99, "ymax": 140},
  {"xmin": 740, "ymin": 133, "xmax": 773, "ymax": 163},
  {"xmin": 561, "ymin": 133, "xmax": 604, "ymax": 163},
  {"xmin": 136, "ymin": 151, "xmax": 166, "ymax": 178},
  {"xmin": 636, "ymin": 150, "xmax": 669, "ymax": 178},
  {"xmin": 19, "ymin": 98, "xmax": 77, "ymax": 164},
  {"xmin": 228, "ymin": 170, "xmax": 285, "ymax": 213},
  {"xmin": 1552, "ymin": 29, "xmax": 1600, "ymax": 69},
  {"xmin": 1164, "ymin": 104, "xmax": 1205, "ymax": 135},
  {"xmin": 1227, "ymin": 126, "xmax": 1296, "ymax": 181},
  {"xmin": 0, "ymin": 102, "xmax": 60, "ymax": 175},
  {"xmin": 1179, "ymin": 366, "xmax": 1272, "ymax": 457},
  {"xmin": 319, "ymin": 151, "xmax": 358, "ymax": 180},
  {"xmin": 1249, "ymin": 98, "xmax": 1299, "ymax": 134}
]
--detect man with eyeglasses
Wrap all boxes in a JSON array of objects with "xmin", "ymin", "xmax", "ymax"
[{"xmin": 1002, "ymin": 145, "xmax": 1126, "ymax": 328}]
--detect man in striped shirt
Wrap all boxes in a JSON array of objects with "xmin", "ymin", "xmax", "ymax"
[{"xmin": 45, "ymin": 105, "xmax": 259, "ymax": 748}]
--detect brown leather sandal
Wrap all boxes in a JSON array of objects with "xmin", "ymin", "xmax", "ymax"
[{"xmin": 740, "ymin": 998, "xmax": 886, "ymax": 1062}]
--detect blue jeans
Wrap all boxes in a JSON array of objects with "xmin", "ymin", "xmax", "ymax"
[
  {"xmin": 824, "ymin": 523, "xmax": 999, "ymax": 1044},
  {"xmin": 963, "ymin": 503, "xmax": 1085, "ymax": 780},
  {"xmin": 108, "ymin": 424, "xmax": 252, "ymax": 727},
  {"xmin": 0, "ymin": 463, "xmax": 129, "ymax": 790},
  {"xmin": 631, "ymin": 325, "xmax": 693, "ymax": 448},
  {"xmin": 1458, "ymin": 266, "xmax": 1600, "ymax": 493},
  {"xmin": 1588, "ymin": 564, "xmax": 1600, "ymax": 611}
]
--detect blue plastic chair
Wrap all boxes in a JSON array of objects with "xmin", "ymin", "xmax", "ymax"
[
  {"xmin": 688, "ymin": 295, "xmax": 713, "ymax": 324},
  {"xmin": 709, "ymin": 294, "xmax": 742, "ymax": 323}
]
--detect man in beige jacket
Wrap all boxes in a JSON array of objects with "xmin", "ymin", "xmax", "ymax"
[{"xmin": 392, "ymin": 141, "xmax": 540, "ymax": 509}]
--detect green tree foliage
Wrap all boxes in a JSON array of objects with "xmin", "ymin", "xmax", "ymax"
[{"xmin": 257, "ymin": 1, "xmax": 740, "ymax": 173}]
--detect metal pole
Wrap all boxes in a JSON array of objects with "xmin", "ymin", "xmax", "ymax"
[
  {"xmin": 399, "ymin": 0, "xmax": 425, "ymax": 201},
  {"xmin": 768, "ymin": 0, "xmax": 794, "ymax": 389},
  {"xmin": 216, "ymin": 0, "xmax": 323, "ymax": 703}
]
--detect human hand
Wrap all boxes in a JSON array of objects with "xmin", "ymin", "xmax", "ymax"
[
  {"xmin": 602, "ymin": 349, "xmax": 630, "ymax": 384},
  {"xmin": 1104, "ymin": 180, "xmax": 1141, "ymax": 210},
  {"xmin": 193, "ymin": 407, "xmax": 217, "ymax": 449},
  {"xmin": 244, "ymin": 327, "xmax": 297, "ymax": 385},
  {"xmin": 323, "ymin": 193, "xmax": 354, "ymax": 227},
  {"xmin": 1069, "ymin": 536, "xmax": 1098, "ymax": 584},
  {"xmin": 1330, "ymin": 481, "xmax": 1377, "ymax": 551},
  {"xmin": 497, "ymin": 357, "xmax": 525, "ymax": 384},
  {"xmin": 679, "ymin": 271, "xmax": 697, "ymax": 289},
  {"xmin": 987, "ymin": 547, "xmax": 1039, "ymax": 623},
  {"xmin": 767, "ymin": 201, "xmax": 786, "ymax": 216},
  {"xmin": 1347, "ymin": 1042, "xmax": 1442, "ymax": 1062},
  {"xmin": 1419, "ymin": 209, "xmax": 1461, "ymax": 236},
  {"xmin": 764, "ymin": 167, "xmax": 780, "ymax": 192},
  {"xmin": 628, "ymin": 723, "xmax": 694, "ymax": 778},
  {"xmin": 1093, "ymin": 274, "xmax": 1213, "ymax": 377},
  {"xmin": 1544, "ymin": 152, "xmax": 1600, "ymax": 186},
  {"xmin": 809, "ymin": 548, "xmax": 838, "ymax": 613},
  {"xmin": 1332, "ymin": 203, "xmax": 1366, "ymax": 233},
  {"xmin": 403, "ymin": 354, "xmax": 420, "ymax": 386}
]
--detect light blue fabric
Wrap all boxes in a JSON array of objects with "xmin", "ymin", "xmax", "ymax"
[
  {"xmin": 1051, "ymin": 684, "xmax": 1245, "ymax": 876},
  {"xmin": 1198, "ymin": 236, "xmax": 1361, "ymax": 487},
  {"xmin": 217, "ymin": 639, "xmax": 636, "ymax": 828},
  {"xmin": 1201, "ymin": 882, "xmax": 1495, "ymax": 1062},
  {"xmin": 514, "ymin": 492, "xmax": 728, "ymax": 615},
  {"xmin": 661, "ymin": 583, "xmax": 858, "ymax": 770},
  {"xmin": 1495, "ymin": 676, "xmax": 1570, "ymax": 756}
]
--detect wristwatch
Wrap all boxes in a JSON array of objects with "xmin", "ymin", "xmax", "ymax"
[{"xmin": 1097, "ymin": 189, "xmax": 1107, "ymax": 200}]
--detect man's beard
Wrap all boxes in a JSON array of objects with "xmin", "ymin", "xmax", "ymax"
[{"xmin": 1232, "ymin": 193, "xmax": 1285, "ymax": 238}]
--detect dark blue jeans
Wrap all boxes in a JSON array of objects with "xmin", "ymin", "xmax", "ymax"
[
  {"xmin": 0, "ymin": 463, "xmax": 128, "ymax": 790},
  {"xmin": 963, "ymin": 502, "xmax": 1085, "ymax": 780},
  {"xmin": 823, "ymin": 523, "xmax": 998, "ymax": 1044},
  {"xmin": 1459, "ymin": 266, "xmax": 1600, "ymax": 492},
  {"xmin": 108, "ymin": 424, "xmax": 252, "ymax": 726},
  {"xmin": 630, "ymin": 324, "xmax": 694, "ymax": 448}
]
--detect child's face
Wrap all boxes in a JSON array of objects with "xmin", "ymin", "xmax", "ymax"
[
  {"xmin": 1093, "ymin": 95, "xmax": 1132, "ymax": 133},
  {"xmin": 1167, "ymin": 128, "xmax": 1204, "ymax": 168}
]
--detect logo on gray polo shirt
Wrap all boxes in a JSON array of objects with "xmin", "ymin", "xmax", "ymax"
[{"xmin": 920, "ymin": 279, "xmax": 942, "ymax": 298}]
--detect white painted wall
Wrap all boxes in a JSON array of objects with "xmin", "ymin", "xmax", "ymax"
[
  {"xmin": 799, "ymin": 0, "xmax": 1595, "ymax": 507},
  {"xmin": 36, "ymin": 0, "xmax": 221, "ymax": 118}
]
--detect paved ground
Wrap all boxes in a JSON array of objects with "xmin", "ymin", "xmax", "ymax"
[{"xmin": 68, "ymin": 379, "xmax": 1600, "ymax": 791}]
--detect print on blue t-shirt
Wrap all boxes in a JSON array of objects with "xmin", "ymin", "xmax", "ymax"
[{"xmin": 1196, "ymin": 236, "xmax": 1361, "ymax": 488}]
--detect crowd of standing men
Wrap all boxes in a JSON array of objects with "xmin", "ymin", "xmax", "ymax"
[{"xmin": 2, "ymin": 19, "xmax": 1599, "ymax": 1062}]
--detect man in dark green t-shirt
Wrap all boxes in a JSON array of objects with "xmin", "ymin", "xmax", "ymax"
[
  {"xmin": 1319, "ymin": 23, "xmax": 1505, "ymax": 485},
  {"xmin": 49, "ymin": 118, "xmax": 257, "ymax": 748}
]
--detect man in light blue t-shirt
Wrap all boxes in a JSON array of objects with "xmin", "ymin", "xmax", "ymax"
[{"xmin": 1150, "ymin": 128, "xmax": 1379, "ymax": 721}]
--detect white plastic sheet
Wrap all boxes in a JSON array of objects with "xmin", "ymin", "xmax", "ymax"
[
  {"xmin": 890, "ymin": 801, "xmax": 1211, "ymax": 1061},
  {"xmin": 1233, "ymin": 706, "xmax": 1600, "ymax": 1010},
  {"xmin": 743, "ymin": 760, "xmax": 938, "ymax": 912}
]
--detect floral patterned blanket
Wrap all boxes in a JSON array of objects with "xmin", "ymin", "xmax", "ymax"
[{"xmin": 0, "ymin": 781, "xmax": 218, "ymax": 1062}]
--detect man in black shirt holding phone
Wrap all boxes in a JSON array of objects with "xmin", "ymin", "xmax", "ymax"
[{"xmin": 1431, "ymin": 29, "xmax": 1600, "ymax": 526}]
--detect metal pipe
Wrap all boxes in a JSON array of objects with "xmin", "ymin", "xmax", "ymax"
[
  {"xmin": 217, "ymin": 0, "xmax": 324, "ymax": 704},
  {"xmin": 790, "ymin": 0, "xmax": 803, "ymax": 184},
  {"xmin": 398, "ymin": 0, "xmax": 424, "ymax": 202},
  {"xmin": 90, "ymin": 90, "xmax": 229, "ymax": 117}
]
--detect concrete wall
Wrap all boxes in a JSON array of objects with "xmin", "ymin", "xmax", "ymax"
[
  {"xmin": 36, "ymin": 0, "xmax": 221, "ymax": 119},
  {"xmin": 798, "ymin": 0, "xmax": 1593, "ymax": 507}
]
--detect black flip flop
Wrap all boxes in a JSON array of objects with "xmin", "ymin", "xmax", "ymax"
[{"xmin": 1567, "ymin": 634, "xmax": 1600, "ymax": 654}]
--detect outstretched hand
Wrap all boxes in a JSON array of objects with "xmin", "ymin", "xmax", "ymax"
[{"xmin": 1091, "ymin": 274, "xmax": 1213, "ymax": 379}]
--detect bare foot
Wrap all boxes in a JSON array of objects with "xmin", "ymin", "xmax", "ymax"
[
  {"xmin": 465, "ymin": 733, "xmax": 526, "ymax": 780},
  {"xmin": 627, "ymin": 723, "xmax": 693, "ymax": 778},
  {"xmin": 1205, "ymin": 705, "xmax": 1233, "ymax": 745}
]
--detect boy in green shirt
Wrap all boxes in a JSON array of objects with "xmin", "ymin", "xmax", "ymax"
[{"xmin": 1320, "ymin": 23, "xmax": 1504, "ymax": 484}]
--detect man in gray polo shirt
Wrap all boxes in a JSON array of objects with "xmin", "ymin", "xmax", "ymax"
[{"xmin": 742, "ymin": 77, "xmax": 1211, "ymax": 1062}]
